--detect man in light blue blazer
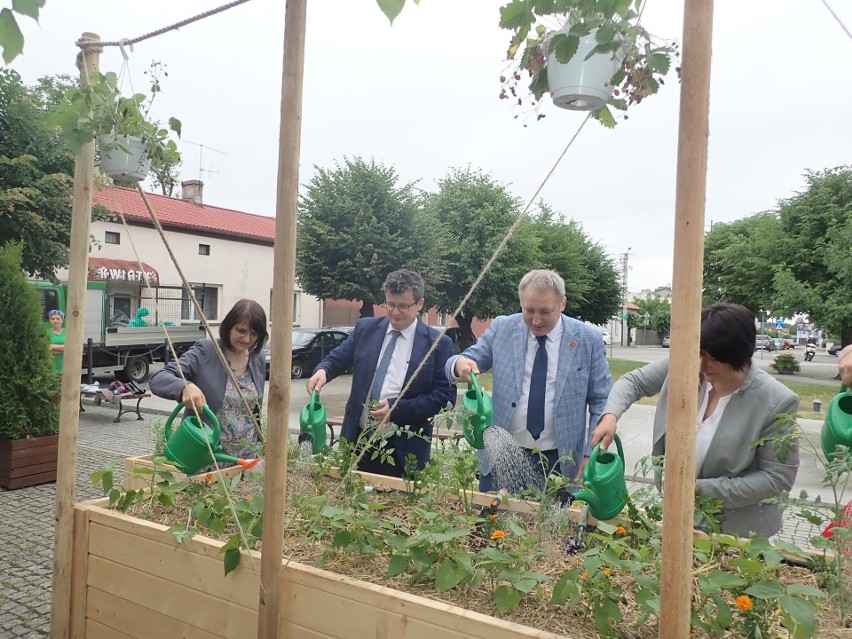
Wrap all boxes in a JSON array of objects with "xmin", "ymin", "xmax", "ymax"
[
  {"xmin": 446, "ymin": 269, "xmax": 613, "ymax": 491},
  {"xmin": 307, "ymin": 270, "xmax": 456, "ymax": 477}
]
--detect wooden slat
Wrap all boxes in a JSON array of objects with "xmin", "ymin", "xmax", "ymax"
[
  {"xmin": 7, "ymin": 461, "xmax": 57, "ymax": 477},
  {"xmin": 123, "ymin": 455, "xmax": 243, "ymax": 491},
  {"xmin": 87, "ymin": 587, "xmax": 225, "ymax": 639},
  {"xmin": 8, "ymin": 451, "xmax": 58, "ymax": 468},
  {"xmin": 85, "ymin": 618, "xmax": 129, "ymax": 639},
  {"xmin": 70, "ymin": 505, "xmax": 91, "ymax": 639},
  {"xmin": 87, "ymin": 520, "xmax": 259, "ymax": 608},
  {"xmin": 281, "ymin": 562, "xmax": 563, "ymax": 639},
  {"xmin": 1, "ymin": 470, "xmax": 56, "ymax": 489},
  {"xmin": 87, "ymin": 555, "xmax": 255, "ymax": 637}
]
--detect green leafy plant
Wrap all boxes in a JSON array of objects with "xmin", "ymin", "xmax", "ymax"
[
  {"xmin": 0, "ymin": 0, "xmax": 45, "ymax": 64},
  {"xmin": 770, "ymin": 353, "xmax": 801, "ymax": 375},
  {"xmin": 46, "ymin": 66, "xmax": 181, "ymax": 170},
  {"xmin": 498, "ymin": 0, "xmax": 678, "ymax": 126},
  {"xmin": 0, "ymin": 241, "xmax": 59, "ymax": 440}
]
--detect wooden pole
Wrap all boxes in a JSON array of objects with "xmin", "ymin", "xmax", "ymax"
[
  {"xmin": 50, "ymin": 33, "xmax": 100, "ymax": 639},
  {"xmin": 659, "ymin": 2, "xmax": 714, "ymax": 638},
  {"xmin": 258, "ymin": 0, "xmax": 307, "ymax": 636}
]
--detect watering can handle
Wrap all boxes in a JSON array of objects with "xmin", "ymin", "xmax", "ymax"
[
  {"xmin": 163, "ymin": 402, "xmax": 220, "ymax": 442},
  {"xmin": 469, "ymin": 372, "xmax": 485, "ymax": 425},
  {"xmin": 586, "ymin": 433, "xmax": 624, "ymax": 481},
  {"xmin": 310, "ymin": 389, "xmax": 320, "ymax": 405}
]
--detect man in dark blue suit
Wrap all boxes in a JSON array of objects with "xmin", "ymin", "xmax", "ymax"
[{"xmin": 306, "ymin": 270, "xmax": 457, "ymax": 477}]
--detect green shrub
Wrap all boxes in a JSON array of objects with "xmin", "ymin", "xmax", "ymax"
[
  {"xmin": 770, "ymin": 354, "xmax": 800, "ymax": 375},
  {"xmin": 0, "ymin": 242, "xmax": 60, "ymax": 439}
]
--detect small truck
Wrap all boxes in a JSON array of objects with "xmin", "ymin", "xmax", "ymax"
[{"xmin": 31, "ymin": 279, "xmax": 206, "ymax": 382}]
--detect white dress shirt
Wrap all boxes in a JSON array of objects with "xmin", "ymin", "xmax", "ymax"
[
  {"xmin": 695, "ymin": 381, "xmax": 736, "ymax": 475},
  {"xmin": 507, "ymin": 321, "xmax": 563, "ymax": 450}
]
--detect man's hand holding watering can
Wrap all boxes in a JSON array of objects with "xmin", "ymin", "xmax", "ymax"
[
  {"xmin": 181, "ymin": 383, "xmax": 207, "ymax": 413},
  {"xmin": 306, "ymin": 369, "xmax": 328, "ymax": 394},
  {"xmin": 839, "ymin": 345, "xmax": 852, "ymax": 387},
  {"xmin": 453, "ymin": 357, "xmax": 480, "ymax": 383}
]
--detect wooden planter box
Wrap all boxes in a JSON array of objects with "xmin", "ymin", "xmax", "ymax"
[
  {"xmin": 123, "ymin": 454, "xmax": 245, "ymax": 490},
  {"xmin": 0, "ymin": 434, "xmax": 59, "ymax": 490},
  {"xmin": 69, "ymin": 496, "xmax": 564, "ymax": 639}
]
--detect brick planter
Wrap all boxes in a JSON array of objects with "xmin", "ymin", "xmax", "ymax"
[{"xmin": 0, "ymin": 434, "xmax": 59, "ymax": 490}]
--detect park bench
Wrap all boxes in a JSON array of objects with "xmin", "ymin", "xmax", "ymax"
[{"xmin": 79, "ymin": 389, "xmax": 151, "ymax": 423}]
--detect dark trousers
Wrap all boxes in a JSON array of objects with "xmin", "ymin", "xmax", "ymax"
[{"xmin": 478, "ymin": 447, "xmax": 561, "ymax": 493}]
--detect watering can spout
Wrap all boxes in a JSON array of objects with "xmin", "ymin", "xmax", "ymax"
[
  {"xmin": 299, "ymin": 390, "xmax": 327, "ymax": 455},
  {"xmin": 212, "ymin": 453, "xmax": 260, "ymax": 471},
  {"xmin": 460, "ymin": 372, "xmax": 493, "ymax": 450},
  {"xmin": 571, "ymin": 434, "xmax": 627, "ymax": 521}
]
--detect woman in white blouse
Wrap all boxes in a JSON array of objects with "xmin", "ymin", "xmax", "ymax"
[{"xmin": 600, "ymin": 303, "xmax": 800, "ymax": 538}]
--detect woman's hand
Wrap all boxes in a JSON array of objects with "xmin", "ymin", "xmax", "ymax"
[
  {"xmin": 839, "ymin": 345, "xmax": 852, "ymax": 387},
  {"xmin": 306, "ymin": 369, "xmax": 327, "ymax": 394},
  {"xmin": 591, "ymin": 413, "xmax": 618, "ymax": 450},
  {"xmin": 181, "ymin": 383, "xmax": 207, "ymax": 413}
]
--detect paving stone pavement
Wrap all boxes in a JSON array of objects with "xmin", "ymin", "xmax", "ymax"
[
  {"xmin": 0, "ymin": 403, "xmax": 833, "ymax": 637},
  {"xmin": 0, "ymin": 404, "xmax": 155, "ymax": 639}
]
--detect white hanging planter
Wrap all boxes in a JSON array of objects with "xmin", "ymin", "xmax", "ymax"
[
  {"xmin": 99, "ymin": 134, "xmax": 151, "ymax": 181},
  {"xmin": 546, "ymin": 28, "xmax": 624, "ymax": 111}
]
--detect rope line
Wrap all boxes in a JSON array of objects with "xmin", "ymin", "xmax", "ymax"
[
  {"xmin": 820, "ymin": 0, "xmax": 852, "ymax": 40},
  {"xmin": 76, "ymin": 0, "xmax": 254, "ymax": 49}
]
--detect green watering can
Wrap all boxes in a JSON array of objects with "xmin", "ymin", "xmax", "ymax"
[
  {"xmin": 298, "ymin": 390, "xmax": 327, "ymax": 455},
  {"xmin": 460, "ymin": 372, "xmax": 493, "ymax": 449},
  {"xmin": 821, "ymin": 385, "xmax": 852, "ymax": 461},
  {"xmin": 573, "ymin": 434, "xmax": 627, "ymax": 521},
  {"xmin": 163, "ymin": 403, "xmax": 260, "ymax": 475}
]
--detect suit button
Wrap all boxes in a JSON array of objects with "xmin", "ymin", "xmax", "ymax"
[{"xmin": 511, "ymin": 402, "xmax": 516, "ymax": 408}]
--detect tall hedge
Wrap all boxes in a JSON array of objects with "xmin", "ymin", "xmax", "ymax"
[{"xmin": 0, "ymin": 242, "xmax": 60, "ymax": 439}]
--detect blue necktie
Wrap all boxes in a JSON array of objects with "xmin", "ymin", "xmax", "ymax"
[
  {"xmin": 370, "ymin": 330, "xmax": 401, "ymax": 401},
  {"xmin": 527, "ymin": 335, "xmax": 548, "ymax": 439}
]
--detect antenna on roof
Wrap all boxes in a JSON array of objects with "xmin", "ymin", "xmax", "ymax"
[{"xmin": 183, "ymin": 139, "xmax": 227, "ymax": 182}]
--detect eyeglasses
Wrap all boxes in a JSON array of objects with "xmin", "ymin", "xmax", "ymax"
[{"xmin": 383, "ymin": 301, "xmax": 418, "ymax": 312}]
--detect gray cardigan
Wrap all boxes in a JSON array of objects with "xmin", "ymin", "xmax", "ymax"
[
  {"xmin": 149, "ymin": 338, "xmax": 266, "ymax": 422},
  {"xmin": 603, "ymin": 359, "xmax": 799, "ymax": 538}
]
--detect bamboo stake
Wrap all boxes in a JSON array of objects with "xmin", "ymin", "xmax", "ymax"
[
  {"xmin": 257, "ymin": 0, "xmax": 307, "ymax": 636},
  {"xmin": 659, "ymin": 2, "xmax": 714, "ymax": 638},
  {"xmin": 50, "ymin": 33, "xmax": 100, "ymax": 639}
]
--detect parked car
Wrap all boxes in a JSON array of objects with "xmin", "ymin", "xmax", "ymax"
[
  {"xmin": 264, "ymin": 328, "xmax": 352, "ymax": 379},
  {"xmin": 771, "ymin": 338, "xmax": 785, "ymax": 351},
  {"xmin": 600, "ymin": 331, "xmax": 612, "ymax": 345},
  {"xmin": 828, "ymin": 343, "xmax": 845, "ymax": 356},
  {"xmin": 661, "ymin": 335, "xmax": 670, "ymax": 348},
  {"xmin": 755, "ymin": 335, "xmax": 772, "ymax": 351},
  {"xmin": 430, "ymin": 326, "xmax": 476, "ymax": 354}
]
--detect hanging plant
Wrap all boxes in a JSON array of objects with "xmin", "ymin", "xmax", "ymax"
[{"xmin": 498, "ymin": 0, "xmax": 679, "ymax": 126}]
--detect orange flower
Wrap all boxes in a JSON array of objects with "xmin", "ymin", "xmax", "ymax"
[
  {"xmin": 204, "ymin": 473, "xmax": 214, "ymax": 483},
  {"xmin": 488, "ymin": 514, "xmax": 497, "ymax": 522},
  {"xmin": 582, "ymin": 571, "xmax": 589, "ymax": 580},
  {"xmin": 614, "ymin": 526, "xmax": 627, "ymax": 536},
  {"xmin": 246, "ymin": 495, "xmax": 253, "ymax": 503},
  {"xmin": 602, "ymin": 568, "xmax": 611, "ymax": 577},
  {"xmin": 735, "ymin": 595, "xmax": 753, "ymax": 612},
  {"xmin": 490, "ymin": 530, "xmax": 506, "ymax": 541}
]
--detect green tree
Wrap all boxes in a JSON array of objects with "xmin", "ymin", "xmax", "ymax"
[
  {"xmin": 702, "ymin": 211, "xmax": 784, "ymax": 312},
  {"xmin": 530, "ymin": 204, "xmax": 620, "ymax": 324},
  {"xmin": 296, "ymin": 157, "xmax": 433, "ymax": 317},
  {"xmin": 0, "ymin": 241, "xmax": 59, "ymax": 439},
  {"xmin": 0, "ymin": 69, "xmax": 76, "ymax": 279},
  {"xmin": 425, "ymin": 168, "xmax": 541, "ymax": 348},
  {"xmin": 772, "ymin": 167, "xmax": 852, "ymax": 345},
  {"xmin": 703, "ymin": 167, "xmax": 852, "ymax": 345},
  {"xmin": 633, "ymin": 295, "xmax": 671, "ymax": 341}
]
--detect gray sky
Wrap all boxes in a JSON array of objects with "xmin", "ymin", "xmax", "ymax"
[{"xmin": 12, "ymin": 0, "xmax": 852, "ymax": 291}]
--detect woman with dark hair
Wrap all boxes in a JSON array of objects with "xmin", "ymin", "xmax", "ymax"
[
  {"xmin": 599, "ymin": 303, "xmax": 800, "ymax": 538},
  {"xmin": 150, "ymin": 299, "xmax": 269, "ymax": 460}
]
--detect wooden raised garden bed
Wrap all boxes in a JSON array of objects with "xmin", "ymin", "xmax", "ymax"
[
  {"xmin": 0, "ymin": 434, "xmax": 59, "ymax": 490},
  {"xmin": 122, "ymin": 454, "xmax": 245, "ymax": 491},
  {"xmin": 70, "ymin": 494, "xmax": 564, "ymax": 638}
]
